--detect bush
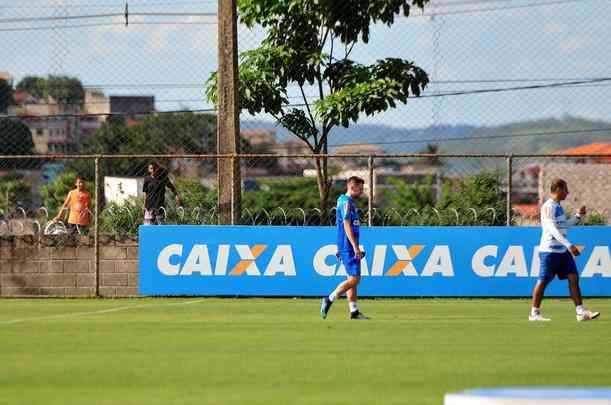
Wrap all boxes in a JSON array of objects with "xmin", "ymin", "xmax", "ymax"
[
  {"xmin": 100, "ymin": 197, "xmax": 143, "ymax": 236},
  {"xmin": 0, "ymin": 173, "xmax": 32, "ymax": 214},
  {"xmin": 582, "ymin": 211, "xmax": 607, "ymax": 225}
]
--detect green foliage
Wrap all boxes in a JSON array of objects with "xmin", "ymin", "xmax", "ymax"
[
  {"xmin": 0, "ymin": 173, "xmax": 31, "ymax": 214},
  {"xmin": 16, "ymin": 76, "xmax": 47, "ymax": 98},
  {"xmin": 205, "ymin": 0, "xmax": 430, "ymax": 215},
  {"xmin": 100, "ymin": 197, "xmax": 143, "ymax": 236},
  {"xmin": 46, "ymin": 75, "xmax": 84, "ymax": 106},
  {"xmin": 40, "ymin": 171, "xmax": 94, "ymax": 215},
  {"xmin": 70, "ymin": 113, "xmax": 217, "ymax": 178},
  {"xmin": 379, "ymin": 171, "xmax": 506, "ymax": 226},
  {"xmin": 16, "ymin": 75, "xmax": 84, "ymax": 106},
  {"xmin": 436, "ymin": 171, "xmax": 507, "ymax": 225},
  {"xmin": 315, "ymin": 58, "xmax": 428, "ymax": 128},
  {"xmin": 174, "ymin": 178, "xmax": 216, "ymax": 210},
  {"xmin": 0, "ymin": 118, "xmax": 34, "ymax": 156},
  {"xmin": 0, "ymin": 79, "xmax": 14, "ymax": 113},
  {"xmin": 380, "ymin": 176, "xmax": 435, "ymax": 210},
  {"xmin": 242, "ymin": 177, "xmax": 344, "ymax": 223},
  {"xmin": 582, "ymin": 211, "xmax": 608, "ymax": 226}
]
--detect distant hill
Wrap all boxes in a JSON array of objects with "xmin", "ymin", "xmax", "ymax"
[{"xmin": 241, "ymin": 115, "xmax": 611, "ymax": 154}]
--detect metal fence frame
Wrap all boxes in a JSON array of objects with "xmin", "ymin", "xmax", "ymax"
[{"xmin": 1, "ymin": 152, "xmax": 610, "ymax": 296}]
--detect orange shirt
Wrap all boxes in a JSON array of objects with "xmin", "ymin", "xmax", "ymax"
[{"xmin": 66, "ymin": 189, "xmax": 90, "ymax": 226}]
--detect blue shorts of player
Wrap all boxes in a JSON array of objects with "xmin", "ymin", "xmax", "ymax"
[
  {"xmin": 337, "ymin": 250, "xmax": 361, "ymax": 277},
  {"xmin": 538, "ymin": 251, "xmax": 578, "ymax": 284}
]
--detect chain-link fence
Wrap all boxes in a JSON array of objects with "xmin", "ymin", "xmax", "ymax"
[
  {"xmin": 1, "ymin": 2, "xmax": 610, "ymax": 157},
  {"xmin": 1, "ymin": 153, "xmax": 609, "ymax": 241}
]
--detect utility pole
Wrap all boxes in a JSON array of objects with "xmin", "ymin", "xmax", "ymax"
[{"xmin": 217, "ymin": 0, "xmax": 241, "ymax": 224}]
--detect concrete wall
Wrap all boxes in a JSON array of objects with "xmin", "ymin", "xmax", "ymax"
[
  {"xmin": 539, "ymin": 163, "xmax": 611, "ymax": 221},
  {"xmin": 0, "ymin": 236, "xmax": 140, "ymax": 298}
]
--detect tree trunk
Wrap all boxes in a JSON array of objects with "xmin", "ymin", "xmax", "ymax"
[
  {"xmin": 314, "ymin": 156, "xmax": 329, "ymax": 225},
  {"xmin": 314, "ymin": 149, "xmax": 332, "ymax": 225}
]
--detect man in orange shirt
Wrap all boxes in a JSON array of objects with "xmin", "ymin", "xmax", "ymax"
[{"xmin": 53, "ymin": 176, "xmax": 91, "ymax": 235}]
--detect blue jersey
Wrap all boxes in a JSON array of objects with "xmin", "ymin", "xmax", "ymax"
[{"xmin": 336, "ymin": 194, "xmax": 360, "ymax": 253}]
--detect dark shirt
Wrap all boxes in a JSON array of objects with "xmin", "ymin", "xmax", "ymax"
[{"xmin": 143, "ymin": 169, "xmax": 171, "ymax": 210}]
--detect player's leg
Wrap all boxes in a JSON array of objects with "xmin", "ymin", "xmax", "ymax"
[
  {"xmin": 530, "ymin": 251, "xmax": 553, "ymax": 321},
  {"xmin": 566, "ymin": 272, "xmax": 600, "ymax": 322},
  {"xmin": 321, "ymin": 276, "xmax": 358, "ymax": 319},
  {"xmin": 530, "ymin": 280, "xmax": 550, "ymax": 321},
  {"xmin": 346, "ymin": 280, "xmax": 368, "ymax": 319},
  {"xmin": 321, "ymin": 254, "xmax": 363, "ymax": 319}
]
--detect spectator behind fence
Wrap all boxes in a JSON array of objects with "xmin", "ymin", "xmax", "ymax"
[
  {"xmin": 53, "ymin": 176, "xmax": 91, "ymax": 235},
  {"xmin": 143, "ymin": 162, "xmax": 181, "ymax": 225}
]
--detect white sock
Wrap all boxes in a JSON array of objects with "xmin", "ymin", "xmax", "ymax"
[
  {"xmin": 576, "ymin": 305, "xmax": 585, "ymax": 315},
  {"xmin": 349, "ymin": 301, "xmax": 358, "ymax": 313},
  {"xmin": 328, "ymin": 293, "xmax": 337, "ymax": 302},
  {"xmin": 531, "ymin": 307, "xmax": 540, "ymax": 316}
]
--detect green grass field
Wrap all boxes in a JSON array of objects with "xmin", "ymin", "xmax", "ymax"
[{"xmin": 1, "ymin": 298, "xmax": 610, "ymax": 405}]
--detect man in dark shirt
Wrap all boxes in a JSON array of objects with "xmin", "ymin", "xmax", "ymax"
[{"xmin": 143, "ymin": 162, "xmax": 181, "ymax": 225}]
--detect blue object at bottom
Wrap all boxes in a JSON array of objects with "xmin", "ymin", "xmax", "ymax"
[{"xmin": 465, "ymin": 387, "xmax": 611, "ymax": 399}]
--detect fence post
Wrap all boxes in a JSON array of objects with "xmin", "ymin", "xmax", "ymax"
[
  {"xmin": 368, "ymin": 156, "xmax": 374, "ymax": 226},
  {"xmin": 230, "ymin": 155, "xmax": 236, "ymax": 225},
  {"xmin": 217, "ymin": 0, "xmax": 241, "ymax": 225},
  {"xmin": 506, "ymin": 154, "xmax": 513, "ymax": 226},
  {"xmin": 94, "ymin": 155, "xmax": 101, "ymax": 297}
]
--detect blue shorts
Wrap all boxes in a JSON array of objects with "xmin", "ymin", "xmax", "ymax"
[
  {"xmin": 337, "ymin": 251, "xmax": 361, "ymax": 277},
  {"xmin": 539, "ymin": 251, "xmax": 578, "ymax": 284}
]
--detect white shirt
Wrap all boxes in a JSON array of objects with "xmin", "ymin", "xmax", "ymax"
[{"xmin": 539, "ymin": 198, "xmax": 580, "ymax": 253}]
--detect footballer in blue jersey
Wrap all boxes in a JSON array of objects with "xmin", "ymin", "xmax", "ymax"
[{"xmin": 321, "ymin": 176, "xmax": 368, "ymax": 320}]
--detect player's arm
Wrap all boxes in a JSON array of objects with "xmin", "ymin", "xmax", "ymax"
[
  {"xmin": 53, "ymin": 192, "xmax": 71, "ymax": 222},
  {"xmin": 142, "ymin": 180, "xmax": 148, "ymax": 213},
  {"xmin": 566, "ymin": 206, "xmax": 586, "ymax": 226},
  {"xmin": 166, "ymin": 178, "xmax": 181, "ymax": 206},
  {"xmin": 542, "ymin": 205, "xmax": 580, "ymax": 256},
  {"xmin": 343, "ymin": 219, "xmax": 361, "ymax": 255},
  {"xmin": 341, "ymin": 200, "xmax": 361, "ymax": 259}
]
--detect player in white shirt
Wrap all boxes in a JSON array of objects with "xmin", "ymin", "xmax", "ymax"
[{"xmin": 529, "ymin": 178, "xmax": 600, "ymax": 322}]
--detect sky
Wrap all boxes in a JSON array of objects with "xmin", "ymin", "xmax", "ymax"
[{"xmin": 1, "ymin": 0, "xmax": 610, "ymax": 131}]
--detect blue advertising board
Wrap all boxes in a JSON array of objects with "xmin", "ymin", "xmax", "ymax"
[{"xmin": 139, "ymin": 226, "xmax": 611, "ymax": 297}]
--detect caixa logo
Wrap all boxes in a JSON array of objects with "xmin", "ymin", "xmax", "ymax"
[
  {"xmin": 155, "ymin": 243, "xmax": 611, "ymax": 278},
  {"xmin": 156, "ymin": 244, "xmax": 296, "ymax": 276},
  {"xmin": 313, "ymin": 244, "xmax": 454, "ymax": 277},
  {"xmin": 471, "ymin": 245, "xmax": 611, "ymax": 278}
]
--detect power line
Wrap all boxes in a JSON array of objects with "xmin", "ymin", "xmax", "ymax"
[
  {"xmin": 0, "ymin": 12, "xmax": 216, "ymax": 25},
  {"xmin": 418, "ymin": 78, "xmax": 611, "ymax": 98},
  {"xmin": 0, "ymin": 21, "xmax": 216, "ymax": 33},
  {"xmin": 409, "ymin": 0, "xmax": 592, "ymax": 18},
  {"xmin": 0, "ymin": 1, "xmax": 216, "ymax": 9},
  {"xmin": 0, "ymin": 13, "xmax": 122, "ymax": 24},
  {"xmin": 74, "ymin": 77, "xmax": 611, "ymax": 89},
  {"xmin": 6, "ymin": 79, "xmax": 611, "ymax": 112},
  {"xmin": 0, "ymin": 0, "xmax": 591, "ymax": 24},
  {"xmin": 1, "ymin": 107, "xmax": 216, "ymax": 119},
  {"xmin": 285, "ymin": 78, "xmax": 611, "ymax": 101}
]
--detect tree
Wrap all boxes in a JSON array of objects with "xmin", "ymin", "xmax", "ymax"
[
  {"xmin": 0, "ymin": 173, "xmax": 31, "ymax": 214},
  {"xmin": 0, "ymin": 119, "xmax": 34, "ymax": 155},
  {"xmin": 0, "ymin": 79, "xmax": 14, "ymax": 113},
  {"xmin": 46, "ymin": 75, "xmax": 85, "ymax": 107},
  {"xmin": 205, "ymin": 0, "xmax": 430, "ymax": 221},
  {"xmin": 419, "ymin": 143, "xmax": 443, "ymax": 167},
  {"xmin": 16, "ymin": 75, "xmax": 84, "ymax": 107},
  {"xmin": 16, "ymin": 76, "xmax": 47, "ymax": 99},
  {"xmin": 70, "ymin": 113, "xmax": 217, "ymax": 178},
  {"xmin": 436, "ymin": 171, "xmax": 506, "ymax": 225}
]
